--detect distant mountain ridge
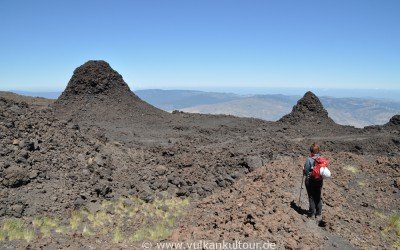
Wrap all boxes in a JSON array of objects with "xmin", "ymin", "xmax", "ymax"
[
  {"xmin": 136, "ymin": 90, "xmax": 400, "ymax": 128},
  {"xmin": 11, "ymin": 89, "xmax": 400, "ymax": 128}
]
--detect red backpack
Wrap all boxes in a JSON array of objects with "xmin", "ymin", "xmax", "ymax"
[{"xmin": 310, "ymin": 156, "xmax": 329, "ymax": 180}]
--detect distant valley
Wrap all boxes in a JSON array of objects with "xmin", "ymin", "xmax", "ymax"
[
  {"xmin": 12, "ymin": 89, "xmax": 400, "ymax": 128},
  {"xmin": 135, "ymin": 89, "xmax": 400, "ymax": 128}
]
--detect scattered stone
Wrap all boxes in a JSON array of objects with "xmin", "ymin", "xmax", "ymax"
[
  {"xmin": 394, "ymin": 178, "xmax": 400, "ymax": 189},
  {"xmin": 155, "ymin": 165, "xmax": 167, "ymax": 175},
  {"xmin": 29, "ymin": 170, "xmax": 39, "ymax": 179},
  {"xmin": 243, "ymin": 156, "xmax": 263, "ymax": 171},
  {"xmin": 87, "ymin": 157, "xmax": 94, "ymax": 165},
  {"xmin": 2, "ymin": 166, "xmax": 30, "ymax": 187},
  {"xmin": 74, "ymin": 197, "xmax": 86, "ymax": 208},
  {"xmin": 10, "ymin": 204, "xmax": 25, "ymax": 218}
]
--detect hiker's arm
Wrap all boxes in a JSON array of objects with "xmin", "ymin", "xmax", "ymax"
[{"xmin": 303, "ymin": 158, "xmax": 311, "ymax": 176}]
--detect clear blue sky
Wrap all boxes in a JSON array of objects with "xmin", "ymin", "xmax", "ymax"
[{"xmin": 0, "ymin": 0, "xmax": 399, "ymax": 92}]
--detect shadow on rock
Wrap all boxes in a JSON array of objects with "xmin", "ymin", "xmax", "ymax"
[{"xmin": 290, "ymin": 200, "xmax": 308, "ymax": 215}]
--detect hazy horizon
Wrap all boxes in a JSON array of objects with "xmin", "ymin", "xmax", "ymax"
[{"xmin": 5, "ymin": 87, "xmax": 400, "ymax": 102}]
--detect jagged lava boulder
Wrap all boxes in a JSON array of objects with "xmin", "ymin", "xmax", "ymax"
[
  {"xmin": 385, "ymin": 115, "xmax": 400, "ymax": 128},
  {"xmin": 378, "ymin": 114, "xmax": 400, "ymax": 135},
  {"xmin": 279, "ymin": 91, "xmax": 336, "ymax": 126},
  {"xmin": 53, "ymin": 60, "xmax": 166, "ymax": 122}
]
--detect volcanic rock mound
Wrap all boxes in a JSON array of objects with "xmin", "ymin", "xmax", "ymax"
[
  {"xmin": 385, "ymin": 114, "xmax": 400, "ymax": 127},
  {"xmin": 54, "ymin": 60, "xmax": 166, "ymax": 122},
  {"xmin": 58, "ymin": 60, "xmax": 130, "ymax": 96},
  {"xmin": 279, "ymin": 91, "xmax": 335, "ymax": 125},
  {"xmin": 0, "ymin": 96, "xmax": 112, "ymax": 218}
]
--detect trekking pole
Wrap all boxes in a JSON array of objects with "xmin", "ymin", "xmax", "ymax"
[{"xmin": 298, "ymin": 174, "xmax": 304, "ymax": 206}]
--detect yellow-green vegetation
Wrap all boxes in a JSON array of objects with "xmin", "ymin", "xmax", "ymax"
[
  {"xmin": 70, "ymin": 210, "xmax": 83, "ymax": 230},
  {"xmin": 381, "ymin": 213, "xmax": 400, "ymax": 247},
  {"xmin": 82, "ymin": 225, "xmax": 94, "ymax": 237},
  {"xmin": 389, "ymin": 214, "xmax": 400, "ymax": 247},
  {"xmin": 357, "ymin": 181, "xmax": 365, "ymax": 187},
  {"xmin": 33, "ymin": 216, "xmax": 60, "ymax": 237},
  {"xmin": 388, "ymin": 215, "xmax": 400, "ymax": 236},
  {"xmin": 112, "ymin": 227, "xmax": 124, "ymax": 243},
  {"xmin": 344, "ymin": 165, "xmax": 358, "ymax": 173},
  {"xmin": 0, "ymin": 219, "xmax": 34, "ymax": 242},
  {"xmin": 87, "ymin": 210, "xmax": 111, "ymax": 228},
  {"xmin": 0, "ymin": 230, "xmax": 5, "ymax": 241},
  {"xmin": 374, "ymin": 211, "xmax": 387, "ymax": 220},
  {"xmin": 0, "ymin": 194, "xmax": 189, "ymax": 243},
  {"xmin": 128, "ymin": 196, "xmax": 190, "ymax": 242}
]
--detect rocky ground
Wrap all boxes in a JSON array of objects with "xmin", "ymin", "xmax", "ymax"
[
  {"xmin": 0, "ymin": 60, "xmax": 399, "ymax": 249},
  {"xmin": 175, "ymin": 153, "xmax": 400, "ymax": 249}
]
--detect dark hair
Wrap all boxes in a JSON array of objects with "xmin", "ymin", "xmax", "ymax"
[{"xmin": 310, "ymin": 143, "xmax": 320, "ymax": 154}]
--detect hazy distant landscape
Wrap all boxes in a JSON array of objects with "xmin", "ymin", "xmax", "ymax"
[{"xmin": 13, "ymin": 89, "xmax": 400, "ymax": 128}]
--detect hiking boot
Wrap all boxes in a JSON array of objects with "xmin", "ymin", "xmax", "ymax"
[{"xmin": 316, "ymin": 215, "xmax": 326, "ymax": 226}]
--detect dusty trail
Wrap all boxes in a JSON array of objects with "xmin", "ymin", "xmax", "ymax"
[
  {"xmin": 290, "ymin": 134, "xmax": 373, "ymax": 142},
  {"xmin": 289, "ymin": 173, "xmax": 355, "ymax": 249}
]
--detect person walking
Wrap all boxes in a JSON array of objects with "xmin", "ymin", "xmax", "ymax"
[{"xmin": 303, "ymin": 143, "xmax": 329, "ymax": 221}]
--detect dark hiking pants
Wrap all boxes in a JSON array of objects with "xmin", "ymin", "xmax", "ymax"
[{"xmin": 305, "ymin": 177, "xmax": 323, "ymax": 216}]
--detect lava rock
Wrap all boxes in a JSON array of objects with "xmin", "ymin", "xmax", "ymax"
[
  {"xmin": 2, "ymin": 166, "xmax": 30, "ymax": 187},
  {"xmin": 395, "ymin": 177, "xmax": 400, "ymax": 189},
  {"xmin": 244, "ymin": 156, "xmax": 264, "ymax": 171},
  {"xmin": 9, "ymin": 204, "xmax": 25, "ymax": 218},
  {"xmin": 278, "ymin": 91, "xmax": 336, "ymax": 126}
]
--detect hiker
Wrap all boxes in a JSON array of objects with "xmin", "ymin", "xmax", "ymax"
[{"xmin": 303, "ymin": 143, "xmax": 327, "ymax": 220}]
